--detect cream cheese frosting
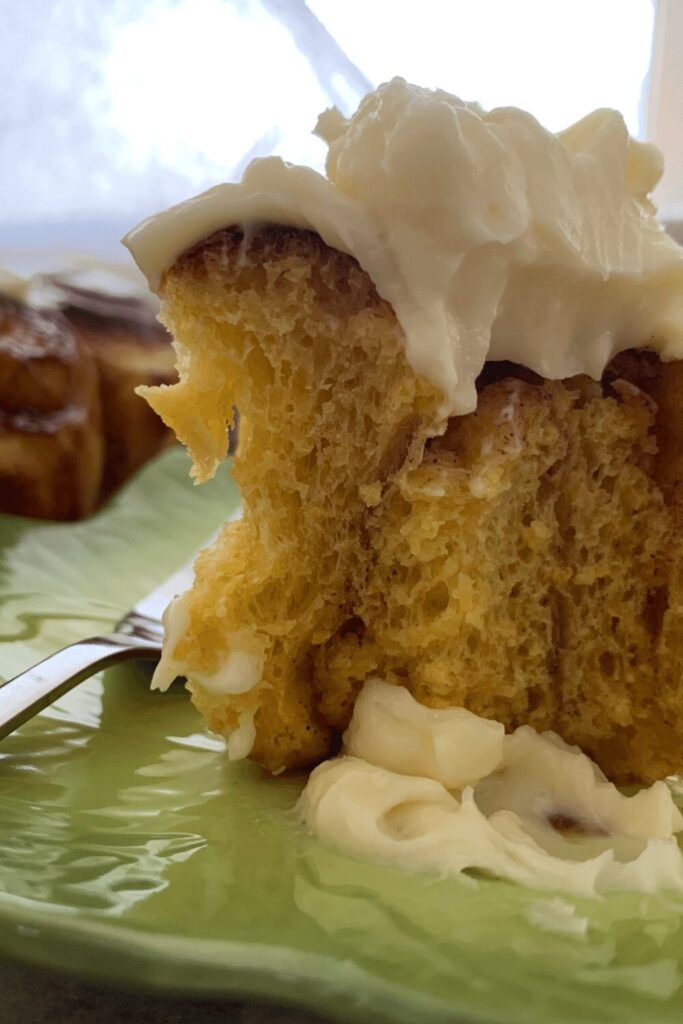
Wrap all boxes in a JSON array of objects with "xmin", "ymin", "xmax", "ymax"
[
  {"xmin": 299, "ymin": 680, "xmax": 683, "ymax": 896},
  {"xmin": 152, "ymin": 593, "xmax": 264, "ymax": 700},
  {"xmin": 125, "ymin": 79, "xmax": 683, "ymax": 892},
  {"xmin": 125, "ymin": 77, "xmax": 683, "ymax": 417}
]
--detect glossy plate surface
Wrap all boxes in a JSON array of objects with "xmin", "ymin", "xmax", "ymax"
[{"xmin": 2, "ymin": 448, "xmax": 683, "ymax": 1024}]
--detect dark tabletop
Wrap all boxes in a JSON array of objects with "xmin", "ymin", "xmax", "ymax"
[{"xmin": 1, "ymin": 958, "xmax": 332, "ymax": 1024}]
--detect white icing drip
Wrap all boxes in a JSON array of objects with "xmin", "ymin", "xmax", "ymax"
[
  {"xmin": 194, "ymin": 646, "xmax": 264, "ymax": 696},
  {"xmin": 152, "ymin": 593, "xmax": 261, "ymax": 760},
  {"xmin": 150, "ymin": 591, "xmax": 191, "ymax": 692},
  {"xmin": 227, "ymin": 710, "xmax": 257, "ymax": 761},
  {"xmin": 155, "ymin": 594, "xmax": 264, "ymax": 699}
]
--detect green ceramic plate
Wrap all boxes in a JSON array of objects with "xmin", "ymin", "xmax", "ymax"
[{"xmin": 2, "ymin": 448, "xmax": 683, "ymax": 1024}]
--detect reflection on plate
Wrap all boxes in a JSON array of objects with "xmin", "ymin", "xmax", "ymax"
[{"xmin": 1, "ymin": 448, "xmax": 683, "ymax": 1024}]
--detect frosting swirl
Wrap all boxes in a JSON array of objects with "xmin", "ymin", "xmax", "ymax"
[{"xmin": 125, "ymin": 77, "xmax": 683, "ymax": 415}]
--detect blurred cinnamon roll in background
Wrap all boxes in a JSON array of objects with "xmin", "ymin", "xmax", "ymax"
[{"xmin": 0, "ymin": 259, "xmax": 176, "ymax": 520}]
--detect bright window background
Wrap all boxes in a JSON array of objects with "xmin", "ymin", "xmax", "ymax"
[{"xmin": 0, "ymin": 0, "xmax": 677, "ymax": 264}]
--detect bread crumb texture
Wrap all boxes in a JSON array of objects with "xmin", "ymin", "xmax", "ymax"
[{"xmin": 141, "ymin": 226, "xmax": 683, "ymax": 784}]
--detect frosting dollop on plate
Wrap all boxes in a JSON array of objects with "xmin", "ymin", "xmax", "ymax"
[{"xmin": 299, "ymin": 680, "xmax": 683, "ymax": 896}]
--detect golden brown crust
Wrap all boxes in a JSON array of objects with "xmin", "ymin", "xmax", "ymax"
[
  {"xmin": 172, "ymin": 224, "xmax": 391, "ymax": 320},
  {"xmin": 0, "ymin": 293, "xmax": 177, "ymax": 520},
  {"xmin": 63, "ymin": 307, "xmax": 175, "ymax": 495},
  {"xmin": 0, "ymin": 299, "xmax": 104, "ymax": 519},
  {"xmin": 0, "ymin": 300, "xmax": 81, "ymax": 413}
]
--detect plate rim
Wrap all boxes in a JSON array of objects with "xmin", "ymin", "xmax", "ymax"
[{"xmin": 0, "ymin": 896, "xmax": 502, "ymax": 1024}]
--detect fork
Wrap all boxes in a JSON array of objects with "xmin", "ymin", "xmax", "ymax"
[{"xmin": 0, "ymin": 553, "xmax": 195, "ymax": 740}]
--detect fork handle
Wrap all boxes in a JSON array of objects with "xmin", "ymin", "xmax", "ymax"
[{"xmin": 0, "ymin": 634, "xmax": 161, "ymax": 740}]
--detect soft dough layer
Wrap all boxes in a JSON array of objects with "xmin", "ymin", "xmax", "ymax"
[
  {"xmin": 142, "ymin": 226, "xmax": 444, "ymax": 770},
  {"xmin": 143, "ymin": 225, "xmax": 683, "ymax": 783},
  {"xmin": 317, "ymin": 363, "xmax": 683, "ymax": 782}
]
